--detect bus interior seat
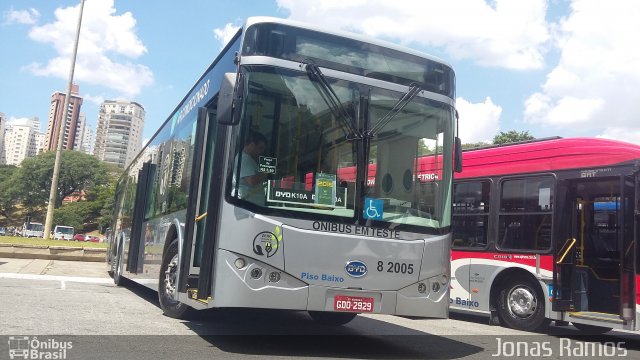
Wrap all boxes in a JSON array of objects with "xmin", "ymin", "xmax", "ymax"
[{"xmin": 500, "ymin": 222, "xmax": 521, "ymax": 249}]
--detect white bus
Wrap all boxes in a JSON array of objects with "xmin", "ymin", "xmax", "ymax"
[
  {"xmin": 21, "ymin": 222, "xmax": 44, "ymax": 238},
  {"xmin": 107, "ymin": 17, "xmax": 459, "ymax": 325}
]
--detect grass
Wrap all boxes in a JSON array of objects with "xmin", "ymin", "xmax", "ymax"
[{"xmin": 0, "ymin": 235, "xmax": 109, "ymax": 249}]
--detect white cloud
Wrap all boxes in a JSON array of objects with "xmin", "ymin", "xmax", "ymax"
[
  {"xmin": 597, "ymin": 128, "xmax": 640, "ymax": 146},
  {"xmin": 276, "ymin": 0, "xmax": 551, "ymax": 70},
  {"xmin": 25, "ymin": 0, "xmax": 152, "ymax": 98},
  {"xmin": 524, "ymin": 0, "xmax": 640, "ymax": 144},
  {"xmin": 214, "ymin": 23, "xmax": 241, "ymax": 49},
  {"xmin": 456, "ymin": 97, "xmax": 502, "ymax": 143},
  {"xmin": 3, "ymin": 8, "xmax": 40, "ymax": 25},
  {"xmin": 83, "ymin": 93, "xmax": 105, "ymax": 106},
  {"xmin": 7, "ymin": 117, "xmax": 32, "ymax": 126}
]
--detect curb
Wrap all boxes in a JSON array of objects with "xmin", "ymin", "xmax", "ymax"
[{"xmin": 0, "ymin": 243, "xmax": 107, "ymax": 262}]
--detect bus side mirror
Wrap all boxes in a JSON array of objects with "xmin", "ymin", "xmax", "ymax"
[
  {"xmin": 217, "ymin": 72, "xmax": 244, "ymax": 125},
  {"xmin": 454, "ymin": 136, "xmax": 463, "ymax": 173}
]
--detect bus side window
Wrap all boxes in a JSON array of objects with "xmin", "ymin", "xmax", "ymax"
[
  {"xmin": 498, "ymin": 176, "xmax": 554, "ymax": 251},
  {"xmin": 452, "ymin": 181, "xmax": 490, "ymax": 248}
]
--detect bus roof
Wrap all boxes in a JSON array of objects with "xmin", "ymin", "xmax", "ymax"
[
  {"xmin": 455, "ymin": 137, "xmax": 640, "ymax": 179},
  {"xmin": 243, "ymin": 17, "xmax": 452, "ymax": 67}
]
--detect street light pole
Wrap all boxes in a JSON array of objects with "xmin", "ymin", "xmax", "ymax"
[{"xmin": 43, "ymin": 0, "xmax": 85, "ymax": 239}]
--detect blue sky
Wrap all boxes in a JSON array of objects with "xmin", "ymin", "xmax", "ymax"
[{"xmin": 1, "ymin": 0, "xmax": 639, "ymax": 145}]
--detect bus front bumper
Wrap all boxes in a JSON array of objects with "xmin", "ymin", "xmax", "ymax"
[{"xmin": 210, "ymin": 249, "xmax": 449, "ymax": 318}]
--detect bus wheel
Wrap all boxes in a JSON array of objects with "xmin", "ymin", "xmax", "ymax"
[
  {"xmin": 308, "ymin": 311, "xmax": 357, "ymax": 326},
  {"xmin": 497, "ymin": 277, "xmax": 550, "ymax": 332},
  {"xmin": 158, "ymin": 240, "xmax": 192, "ymax": 319},
  {"xmin": 572, "ymin": 322, "xmax": 612, "ymax": 334}
]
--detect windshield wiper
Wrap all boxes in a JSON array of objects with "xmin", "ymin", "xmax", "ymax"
[
  {"xmin": 304, "ymin": 62, "xmax": 361, "ymax": 140},
  {"xmin": 366, "ymin": 83, "xmax": 421, "ymax": 138}
]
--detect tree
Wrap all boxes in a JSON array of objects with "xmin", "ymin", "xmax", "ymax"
[
  {"xmin": 0, "ymin": 165, "xmax": 19, "ymax": 220},
  {"xmin": 493, "ymin": 130, "xmax": 535, "ymax": 145},
  {"xmin": 13, "ymin": 150, "xmax": 109, "ymax": 210},
  {"xmin": 53, "ymin": 201, "xmax": 94, "ymax": 230}
]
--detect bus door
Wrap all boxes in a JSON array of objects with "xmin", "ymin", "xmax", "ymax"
[
  {"xmin": 620, "ymin": 174, "xmax": 637, "ymax": 324},
  {"xmin": 552, "ymin": 179, "xmax": 577, "ymax": 311},
  {"xmin": 179, "ymin": 106, "xmax": 227, "ymax": 302},
  {"xmin": 126, "ymin": 161, "xmax": 155, "ymax": 274},
  {"xmin": 555, "ymin": 176, "xmax": 635, "ymax": 326}
]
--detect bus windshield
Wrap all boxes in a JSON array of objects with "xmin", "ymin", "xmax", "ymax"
[
  {"xmin": 56, "ymin": 226, "xmax": 74, "ymax": 235},
  {"xmin": 27, "ymin": 223, "xmax": 43, "ymax": 231},
  {"xmin": 229, "ymin": 65, "xmax": 453, "ymax": 232}
]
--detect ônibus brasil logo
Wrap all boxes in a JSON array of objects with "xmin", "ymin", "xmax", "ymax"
[{"xmin": 8, "ymin": 336, "xmax": 73, "ymax": 359}]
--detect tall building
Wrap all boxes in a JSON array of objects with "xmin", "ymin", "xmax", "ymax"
[
  {"xmin": 94, "ymin": 100, "xmax": 145, "ymax": 168},
  {"xmin": 45, "ymin": 84, "xmax": 83, "ymax": 151},
  {"xmin": 34, "ymin": 132, "xmax": 46, "ymax": 155},
  {"xmin": 0, "ymin": 112, "xmax": 5, "ymax": 164},
  {"xmin": 3, "ymin": 117, "xmax": 41, "ymax": 166},
  {"xmin": 73, "ymin": 114, "xmax": 94, "ymax": 155}
]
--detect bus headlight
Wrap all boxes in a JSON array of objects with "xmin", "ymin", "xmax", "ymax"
[
  {"xmin": 417, "ymin": 282, "xmax": 427, "ymax": 294},
  {"xmin": 440, "ymin": 274, "xmax": 448, "ymax": 285},
  {"xmin": 234, "ymin": 257, "xmax": 246, "ymax": 269},
  {"xmin": 269, "ymin": 272, "xmax": 281, "ymax": 283},
  {"xmin": 250, "ymin": 268, "xmax": 263, "ymax": 279}
]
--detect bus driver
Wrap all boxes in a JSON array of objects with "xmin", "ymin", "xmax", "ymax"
[{"xmin": 234, "ymin": 130, "xmax": 268, "ymax": 204}]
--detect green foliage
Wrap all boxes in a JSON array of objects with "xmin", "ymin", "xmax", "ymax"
[
  {"xmin": 0, "ymin": 151, "xmax": 122, "ymax": 233},
  {"xmin": 0, "ymin": 165, "xmax": 19, "ymax": 219},
  {"xmin": 14, "ymin": 150, "xmax": 109, "ymax": 209},
  {"xmin": 493, "ymin": 130, "xmax": 535, "ymax": 145},
  {"xmin": 461, "ymin": 141, "xmax": 490, "ymax": 150},
  {"xmin": 53, "ymin": 201, "xmax": 96, "ymax": 230}
]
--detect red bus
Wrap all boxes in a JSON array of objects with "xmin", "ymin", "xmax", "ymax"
[{"xmin": 450, "ymin": 137, "xmax": 639, "ymax": 333}]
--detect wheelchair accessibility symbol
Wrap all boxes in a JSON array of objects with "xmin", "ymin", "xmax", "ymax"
[{"xmin": 363, "ymin": 198, "xmax": 383, "ymax": 220}]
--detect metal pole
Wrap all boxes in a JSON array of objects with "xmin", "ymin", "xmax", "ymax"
[{"xmin": 44, "ymin": 0, "xmax": 85, "ymax": 239}]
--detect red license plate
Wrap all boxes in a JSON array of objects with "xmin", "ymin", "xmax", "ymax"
[{"xmin": 333, "ymin": 295, "xmax": 374, "ymax": 312}]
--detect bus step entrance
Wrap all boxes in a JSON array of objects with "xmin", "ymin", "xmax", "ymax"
[
  {"xmin": 569, "ymin": 312, "xmax": 625, "ymax": 325},
  {"xmin": 187, "ymin": 289, "xmax": 211, "ymax": 304}
]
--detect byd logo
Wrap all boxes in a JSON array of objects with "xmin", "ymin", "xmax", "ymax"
[{"xmin": 345, "ymin": 260, "xmax": 367, "ymax": 278}]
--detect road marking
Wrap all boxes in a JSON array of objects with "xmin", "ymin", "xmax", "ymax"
[{"xmin": 0, "ymin": 272, "xmax": 113, "ymax": 284}]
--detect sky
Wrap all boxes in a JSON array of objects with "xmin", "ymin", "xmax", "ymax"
[{"xmin": 1, "ymin": 0, "xmax": 639, "ymax": 146}]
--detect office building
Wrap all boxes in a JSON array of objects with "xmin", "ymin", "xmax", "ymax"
[
  {"xmin": 3, "ymin": 117, "xmax": 41, "ymax": 166},
  {"xmin": 94, "ymin": 100, "xmax": 145, "ymax": 168},
  {"xmin": 45, "ymin": 84, "xmax": 83, "ymax": 151},
  {"xmin": 73, "ymin": 114, "xmax": 94, "ymax": 155}
]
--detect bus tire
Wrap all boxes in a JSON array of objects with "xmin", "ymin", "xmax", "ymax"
[
  {"xmin": 496, "ymin": 276, "xmax": 550, "ymax": 332},
  {"xmin": 158, "ymin": 240, "xmax": 192, "ymax": 319},
  {"xmin": 308, "ymin": 311, "xmax": 357, "ymax": 326},
  {"xmin": 572, "ymin": 322, "xmax": 612, "ymax": 334}
]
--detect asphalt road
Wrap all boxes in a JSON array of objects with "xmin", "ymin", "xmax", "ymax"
[{"xmin": 1, "ymin": 258, "xmax": 639, "ymax": 360}]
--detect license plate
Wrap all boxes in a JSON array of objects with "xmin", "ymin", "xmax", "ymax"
[{"xmin": 333, "ymin": 295, "xmax": 374, "ymax": 312}]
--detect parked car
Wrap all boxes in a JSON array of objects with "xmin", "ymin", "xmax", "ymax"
[
  {"xmin": 53, "ymin": 225, "xmax": 74, "ymax": 240},
  {"xmin": 73, "ymin": 233, "xmax": 86, "ymax": 241},
  {"xmin": 86, "ymin": 235, "xmax": 101, "ymax": 243},
  {"xmin": 0, "ymin": 227, "xmax": 6, "ymax": 235}
]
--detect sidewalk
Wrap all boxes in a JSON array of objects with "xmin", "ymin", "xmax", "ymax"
[
  {"xmin": 0, "ymin": 243, "xmax": 106, "ymax": 262},
  {"xmin": 0, "ymin": 257, "xmax": 109, "ymax": 278}
]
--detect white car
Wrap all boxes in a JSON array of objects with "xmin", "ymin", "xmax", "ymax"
[{"xmin": 53, "ymin": 225, "xmax": 75, "ymax": 240}]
